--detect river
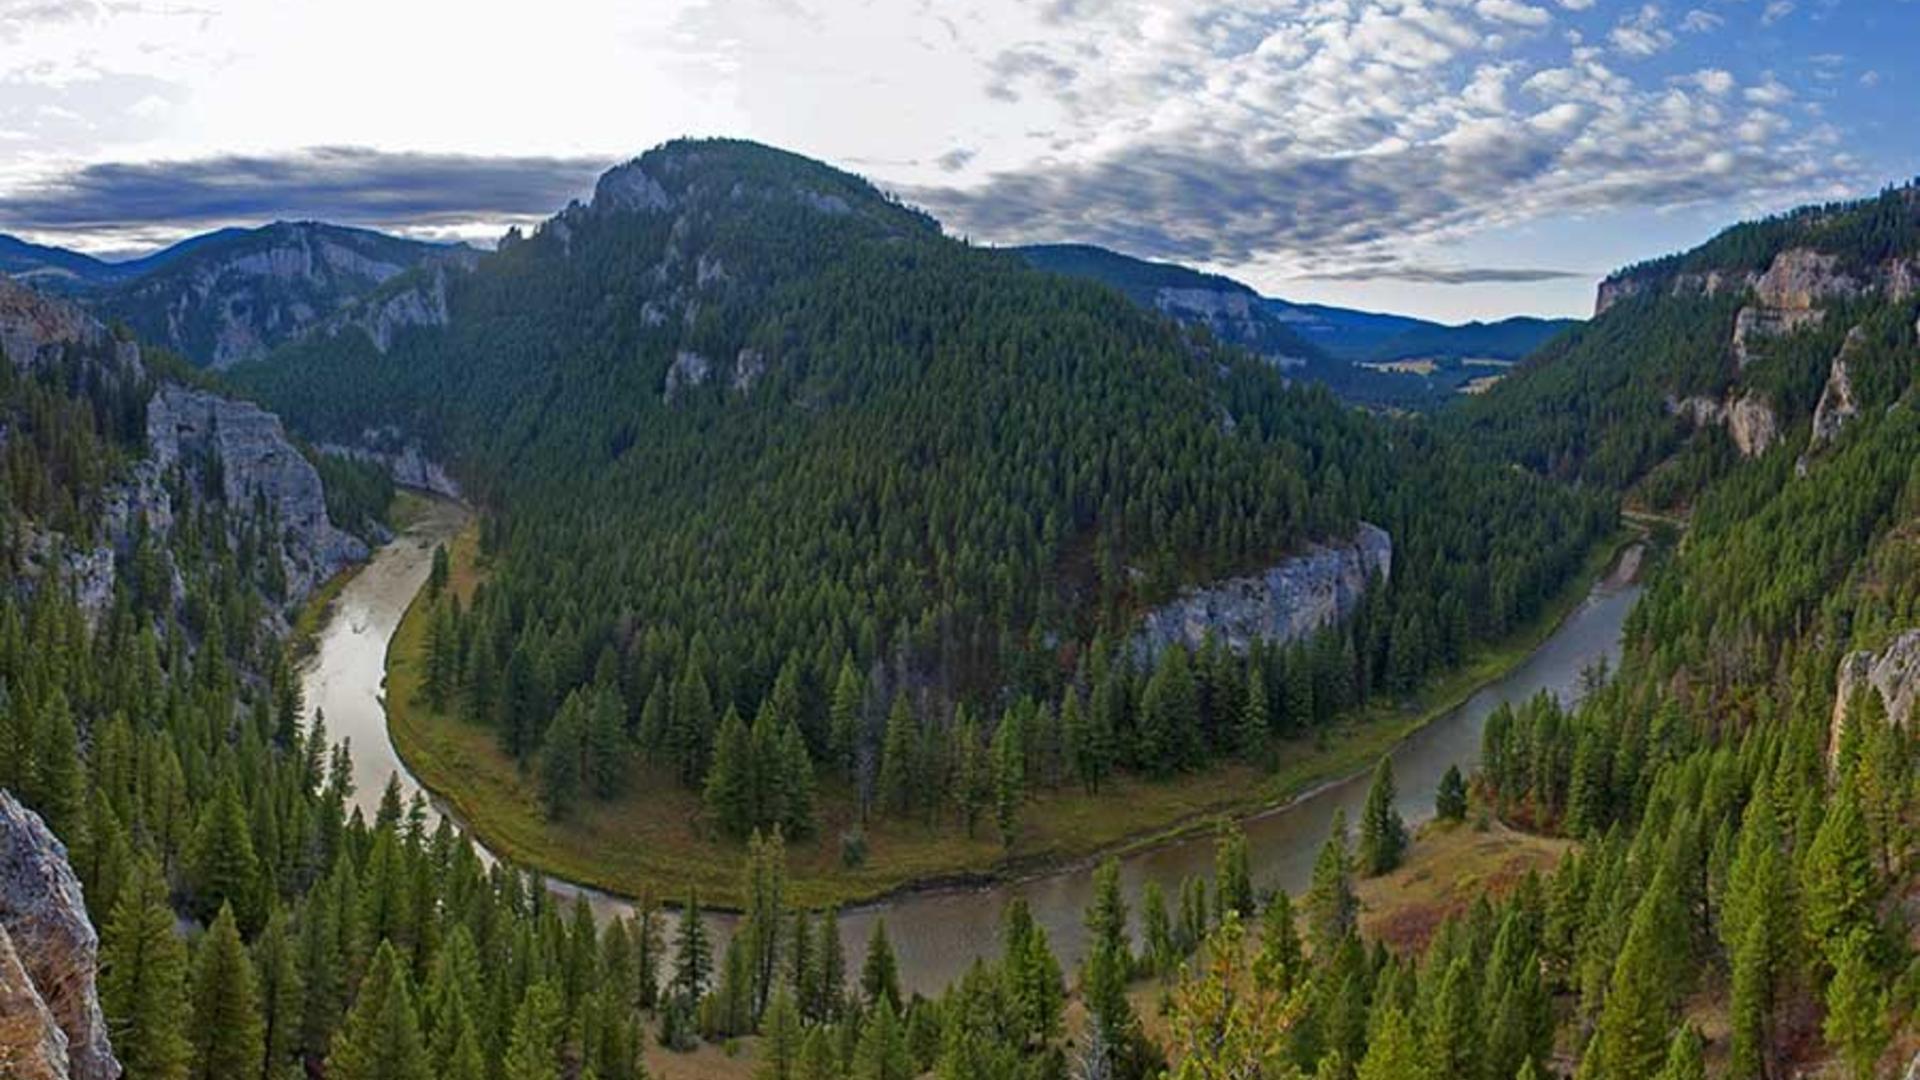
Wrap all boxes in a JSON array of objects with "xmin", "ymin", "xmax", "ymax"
[{"xmin": 303, "ymin": 498, "xmax": 1643, "ymax": 996}]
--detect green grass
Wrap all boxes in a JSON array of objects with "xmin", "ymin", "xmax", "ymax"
[{"xmin": 384, "ymin": 524, "xmax": 1639, "ymax": 910}]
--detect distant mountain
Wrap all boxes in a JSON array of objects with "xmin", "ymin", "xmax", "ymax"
[
  {"xmin": 91, "ymin": 222, "xmax": 476, "ymax": 368},
  {"xmin": 0, "ymin": 234, "xmax": 122, "ymax": 288},
  {"xmin": 1013, "ymin": 243, "xmax": 1577, "ymax": 407}
]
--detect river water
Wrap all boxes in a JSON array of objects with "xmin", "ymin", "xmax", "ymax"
[{"xmin": 303, "ymin": 498, "xmax": 1643, "ymax": 995}]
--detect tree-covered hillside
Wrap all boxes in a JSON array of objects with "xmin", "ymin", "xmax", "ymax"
[{"xmin": 237, "ymin": 139, "xmax": 1608, "ymax": 840}]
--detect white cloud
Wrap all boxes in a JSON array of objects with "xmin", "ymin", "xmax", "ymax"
[
  {"xmin": 1609, "ymin": 5, "xmax": 1675, "ymax": 57},
  {"xmin": 1690, "ymin": 69, "xmax": 1735, "ymax": 96},
  {"xmin": 1680, "ymin": 9, "xmax": 1723, "ymax": 32},
  {"xmin": 1762, "ymin": 0, "xmax": 1794, "ymax": 25},
  {"xmin": 1476, "ymin": 0, "xmax": 1553, "ymax": 27}
]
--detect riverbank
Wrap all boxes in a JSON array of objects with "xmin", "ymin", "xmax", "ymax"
[{"xmin": 384, "ymin": 520, "xmax": 1641, "ymax": 910}]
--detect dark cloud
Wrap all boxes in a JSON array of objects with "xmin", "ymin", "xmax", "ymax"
[
  {"xmin": 1300, "ymin": 265, "xmax": 1589, "ymax": 284},
  {"xmin": 935, "ymin": 147, "xmax": 977, "ymax": 173},
  {"xmin": 0, "ymin": 146, "xmax": 613, "ymax": 237}
]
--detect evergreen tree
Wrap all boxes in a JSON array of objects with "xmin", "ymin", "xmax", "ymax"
[
  {"xmin": 187, "ymin": 903, "xmax": 265, "ymax": 1080},
  {"xmin": 992, "ymin": 709, "xmax": 1025, "ymax": 848},
  {"xmin": 861, "ymin": 918, "xmax": 901, "ymax": 1014},
  {"xmin": 829, "ymin": 658, "xmax": 863, "ymax": 780},
  {"xmin": 538, "ymin": 692, "xmax": 585, "ymax": 819},
  {"xmin": 674, "ymin": 891, "xmax": 713, "ymax": 1000},
  {"xmin": 1305, "ymin": 811, "xmax": 1357, "ymax": 958},
  {"xmin": 327, "ymin": 941, "xmax": 430, "ymax": 1080},
  {"xmin": 852, "ymin": 997, "xmax": 913, "ymax": 1080},
  {"xmin": 1435, "ymin": 763, "xmax": 1468, "ymax": 822},
  {"xmin": 1214, "ymin": 822, "xmax": 1254, "ymax": 921},
  {"xmin": 1594, "ymin": 868, "xmax": 1688, "ymax": 1080},
  {"xmin": 1652, "ymin": 1027, "xmax": 1705, "ymax": 1080},
  {"xmin": 877, "ymin": 694, "xmax": 915, "ymax": 818},
  {"xmin": 502, "ymin": 982, "xmax": 564, "ymax": 1080},
  {"xmin": 188, "ymin": 779, "xmax": 262, "ymax": 928},
  {"xmin": 1355, "ymin": 1006, "xmax": 1425, "ymax": 1080},
  {"xmin": 758, "ymin": 986, "xmax": 804, "ymax": 1080},
  {"xmin": 815, "ymin": 906, "xmax": 847, "ymax": 1021},
  {"xmin": 1803, "ymin": 775, "xmax": 1880, "ymax": 965},
  {"xmin": 1357, "ymin": 757, "xmax": 1407, "ymax": 876},
  {"xmin": 704, "ymin": 707, "xmax": 754, "ymax": 838},
  {"xmin": 100, "ymin": 856, "xmax": 190, "ymax": 1080},
  {"xmin": 1824, "ymin": 930, "xmax": 1888, "ymax": 1080},
  {"xmin": 253, "ymin": 904, "xmax": 305, "ymax": 1079}
]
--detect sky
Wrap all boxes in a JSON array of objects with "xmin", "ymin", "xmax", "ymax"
[{"xmin": 0, "ymin": 0, "xmax": 1913, "ymax": 322}]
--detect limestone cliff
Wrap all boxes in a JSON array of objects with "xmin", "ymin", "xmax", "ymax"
[
  {"xmin": 147, "ymin": 386, "xmax": 368, "ymax": 599},
  {"xmin": 1830, "ymin": 629, "xmax": 1920, "ymax": 758},
  {"xmin": 1133, "ymin": 523, "xmax": 1391, "ymax": 660},
  {"xmin": 0, "ymin": 792, "xmax": 118, "ymax": 1080},
  {"xmin": 1807, "ymin": 326, "xmax": 1866, "ymax": 453},
  {"xmin": 1665, "ymin": 391, "xmax": 1779, "ymax": 459}
]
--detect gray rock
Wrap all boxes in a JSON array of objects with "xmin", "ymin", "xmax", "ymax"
[
  {"xmin": 147, "ymin": 386, "xmax": 367, "ymax": 599},
  {"xmin": 0, "ymin": 276, "xmax": 105, "ymax": 368},
  {"xmin": 317, "ymin": 441, "xmax": 461, "ymax": 499},
  {"xmin": 1808, "ymin": 326, "xmax": 1865, "ymax": 452},
  {"xmin": 1133, "ymin": 522, "xmax": 1391, "ymax": 661},
  {"xmin": 0, "ymin": 793, "xmax": 118, "ymax": 1080},
  {"xmin": 664, "ymin": 350, "xmax": 711, "ymax": 402},
  {"xmin": 593, "ymin": 160, "xmax": 676, "ymax": 214},
  {"xmin": 1831, "ymin": 629, "xmax": 1920, "ymax": 761},
  {"xmin": 731, "ymin": 348, "xmax": 767, "ymax": 393},
  {"xmin": 0, "ymin": 925, "xmax": 69, "ymax": 1080}
]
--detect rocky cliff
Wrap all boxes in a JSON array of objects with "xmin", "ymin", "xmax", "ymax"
[
  {"xmin": 147, "ymin": 385, "xmax": 367, "ymax": 598},
  {"xmin": 0, "ymin": 793, "xmax": 117, "ymax": 1080},
  {"xmin": 1665, "ymin": 390, "xmax": 1780, "ymax": 458},
  {"xmin": 1830, "ymin": 629, "xmax": 1920, "ymax": 759},
  {"xmin": 1133, "ymin": 522, "xmax": 1391, "ymax": 660}
]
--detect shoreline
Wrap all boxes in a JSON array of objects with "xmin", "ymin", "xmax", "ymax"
[{"xmin": 374, "ymin": 512, "xmax": 1644, "ymax": 913}]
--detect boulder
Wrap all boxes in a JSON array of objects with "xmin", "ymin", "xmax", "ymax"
[
  {"xmin": 1133, "ymin": 522, "xmax": 1391, "ymax": 661},
  {"xmin": 0, "ymin": 793, "xmax": 118, "ymax": 1080}
]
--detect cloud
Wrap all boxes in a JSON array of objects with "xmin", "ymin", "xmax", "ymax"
[
  {"xmin": 1680, "ymin": 8, "xmax": 1723, "ymax": 32},
  {"xmin": 0, "ymin": 147, "xmax": 612, "ymax": 241},
  {"xmin": 1761, "ymin": 0, "xmax": 1794, "ymax": 25},
  {"xmin": 1609, "ymin": 5, "xmax": 1675, "ymax": 56},
  {"xmin": 1297, "ymin": 264, "xmax": 1588, "ymax": 284},
  {"xmin": 935, "ymin": 147, "xmax": 977, "ymax": 172}
]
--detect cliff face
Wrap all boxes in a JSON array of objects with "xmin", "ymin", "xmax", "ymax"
[
  {"xmin": 1133, "ymin": 522, "xmax": 1391, "ymax": 660},
  {"xmin": 147, "ymin": 385, "xmax": 367, "ymax": 599},
  {"xmin": 1830, "ymin": 629, "xmax": 1920, "ymax": 759},
  {"xmin": 0, "ymin": 793, "xmax": 118, "ymax": 1080}
]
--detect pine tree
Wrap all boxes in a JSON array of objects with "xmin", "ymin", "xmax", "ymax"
[
  {"xmin": 1254, "ymin": 890, "xmax": 1303, "ymax": 996},
  {"xmin": 100, "ymin": 856, "xmax": 190, "ymax": 1080},
  {"xmin": 1594, "ymin": 868, "xmax": 1687, "ymax": 1080},
  {"xmin": 674, "ymin": 890, "xmax": 713, "ymax": 1000},
  {"xmin": 1424, "ymin": 955, "xmax": 1479, "ymax": 1080},
  {"xmin": 743, "ymin": 829, "xmax": 787, "ymax": 1022},
  {"xmin": 758, "ymin": 986, "xmax": 803, "ymax": 1080},
  {"xmin": 327, "ymin": 941, "xmax": 430, "ymax": 1080},
  {"xmin": 1239, "ymin": 662, "xmax": 1268, "ymax": 762},
  {"xmin": 1728, "ymin": 914, "xmax": 1774, "ymax": 1079},
  {"xmin": 815, "ymin": 906, "xmax": 847, "ymax": 1021},
  {"xmin": 992, "ymin": 709, "xmax": 1025, "ymax": 848},
  {"xmin": 1435, "ymin": 763, "xmax": 1468, "ymax": 822},
  {"xmin": 705, "ymin": 707, "xmax": 754, "ymax": 838},
  {"xmin": 1355, "ymin": 1006, "xmax": 1424, "ymax": 1080},
  {"xmin": 189, "ymin": 779, "xmax": 262, "ymax": 929},
  {"xmin": 852, "ymin": 997, "xmax": 913, "ymax": 1080},
  {"xmin": 253, "ymin": 904, "xmax": 305, "ymax": 1079},
  {"xmin": 829, "ymin": 658, "xmax": 863, "ymax": 780},
  {"xmin": 1357, "ymin": 757, "xmax": 1407, "ymax": 876},
  {"xmin": 877, "ymin": 694, "xmax": 915, "ymax": 818},
  {"xmin": 1651, "ymin": 1027, "xmax": 1705, "ymax": 1080},
  {"xmin": 1062, "ymin": 688, "xmax": 1094, "ymax": 794},
  {"xmin": 633, "ymin": 890, "xmax": 664, "ymax": 1011},
  {"xmin": 1214, "ymin": 822, "xmax": 1254, "ymax": 921},
  {"xmin": 1305, "ymin": 810, "xmax": 1357, "ymax": 958},
  {"xmin": 427, "ymin": 544, "xmax": 450, "ymax": 599},
  {"xmin": 1824, "ymin": 930, "xmax": 1888, "ymax": 1080},
  {"xmin": 538, "ymin": 692, "xmax": 585, "ymax": 819},
  {"xmin": 187, "ymin": 902, "xmax": 264, "ymax": 1080},
  {"xmin": 502, "ymin": 982, "xmax": 564, "ymax": 1080},
  {"xmin": 861, "ymin": 918, "xmax": 901, "ymax": 1013},
  {"xmin": 796, "ymin": 1026, "xmax": 840, "ymax": 1080},
  {"xmin": 778, "ymin": 721, "xmax": 817, "ymax": 838},
  {"xmin": 1803, "ymin": 775, "xmax": 1880, "ymax": 965}
]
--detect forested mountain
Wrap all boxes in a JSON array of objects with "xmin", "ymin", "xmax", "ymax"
[
  {"xmin": 0, "ymin": 233, "xmax": 126, "ymax": 288},
  {"xmin": 1455, "ymin": 181, "xmax": 1920, "ymax": 501},
  {"xmin": 236, "ymin": 138, "xmax": 1608, "ymax": 843},
  {"xmin": 1014, "ymin": 242, "xmax": 1576, "ymax": 407}
]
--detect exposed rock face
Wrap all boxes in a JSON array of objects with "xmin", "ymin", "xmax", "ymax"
[
  {"xmin": 0, "ymin": 925, "xmax": 70, "ymax": 1080},
  {"xmin": 0, "ymin": 793, "xmax": 118, "ymax": 1080},
  {"xmin": 147, "ymin": 386, "xmax": 367, "ymax": 598},
  {"xmin": 664, "ymin": 349, "xmax": 711, "ymax": 401},
  {"xmin": 1133, "ymin": 522, "xmax": 1391, "ymax": 660},
  {"xmin": 1731, "ymin": 304, "xmax": 1825, "ymax": 368},
  {"xmin": 0, "ymin": 275, "xmax": 106, "ymax": 368},
  {"xmin": 1666, "ymin": 391, "xmax": 1779, "ymax": 458},
  {"xmin": 1726, "ymin": 393, "xmax": 1779, "ymax": 457},
  {"xmin": 1808, "ymin": 326, "xmax": 1865, "ymax": 451},
  {"xmin": 731, "ymin": 348, "xmax": 767, "ymax": 393},
  {"xmin": 335, "ymin": 261, "xmax": 470, "ymax": 353},
  {"xmin": 593, "ymin": 161, "xmax": 676, "ymax": 214},
  {"xmin": 1594, "ymin": 265, "xmax": 1758, "ymax": 316},
  {"xmin": 1830, "ymin": 629, "xmax": 1920, "ymax": 757},
  {"xmin": 317, "ymin": 439, "xmax": 461, "ymax": 499}
]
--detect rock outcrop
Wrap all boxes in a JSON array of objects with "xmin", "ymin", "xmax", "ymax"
[
  {"xmin": 0, "ymin": 793, "xmax": 118, "ymax": 1080},
  {"xmin": 147, "ymin": 386, "xmax": 367, "ymax": 598},
  {"xmin": 318, "ymin": 438, "xmax": 462, "ymax": 499},
  {"xmin": 1830, "ymin": 629, "xmax": 1920, "ymax": 758},
  {"xmin": 1133, "ymin": 523, "xmax": 1391, "ymax": 660},
  {"xmin": 1666, "ymin": 391, "xmax": 1779, "ymax": 458},
  {"xmin": 0, "ymin": 275, "xmax": 108, "ymax": 368},
  {"xmin": 664, "ymin": 349, "xmax": 711, "ymax": 402},
  {"xmin": 1808, "ymin": 326, "xmax": 1865, "ymax": 452}
]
